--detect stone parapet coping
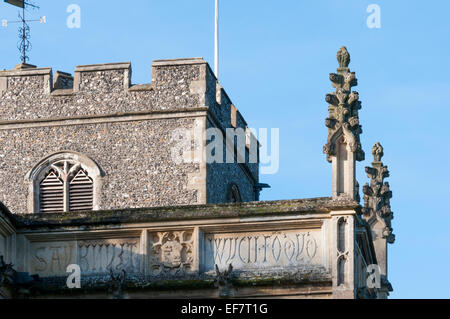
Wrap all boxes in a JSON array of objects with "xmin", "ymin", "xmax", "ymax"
[
  {"xmin": 10, "ymin": 197, "xmax": 361, "ymax": 229},
  {"xmin": 50, "ymin": 89, "xmax": 75, "ymax": 96},
  {"xmin": 152, "ymin": 57, "xmax": 206, "ymax": 67},
  {"xmin": 75, "ymin": 62, "xmax": 131, "ymax": 72},
  {"xmin": 0, "ymin": 59, "xmax": 207, "ymax": 78},
  {"xmin": 0, "ymin": 67, "xmax": 52, "ymax": 77},
  {"xmin": 128, "ymin": 83, "xmax": 154, "ymax": 92}
]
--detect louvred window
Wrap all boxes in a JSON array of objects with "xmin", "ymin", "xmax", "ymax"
[
  {"xmin": 39, "ymin": 162, "xmax": 94, "ymax": 213},
  {"xmin": 69, "ymin": 169, "xmax": 93, "ymax": 212},
  {"xmin": 39, "ymin": 171, "xmax": 64, "ymax": 213}
]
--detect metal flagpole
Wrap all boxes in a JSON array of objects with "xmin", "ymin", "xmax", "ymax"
[{"xmin": 214, "ymin": 0, "xmax": 219, "ymax": 79}]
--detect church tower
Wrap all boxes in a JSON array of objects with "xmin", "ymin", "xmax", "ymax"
[{"xmin": 0, "ymin": 59, "xmax": 260, "ymax": 215}]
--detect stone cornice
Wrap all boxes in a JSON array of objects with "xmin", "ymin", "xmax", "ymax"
[
  {"xmin": 0, "ymin": 107, "xmax": 209, "ymax": 130},
  {"xmin": 9, "ymin": 197, "xmax": 361, "ymax": 230}
]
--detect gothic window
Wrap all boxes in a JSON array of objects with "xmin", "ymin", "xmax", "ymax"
[
  {"xmin": 38, "ymin": 161, "xmax": 93, "ymax": 213},
  {"xmin": 26, "ymin": 152, "xmax": 103, "ymax": 214}
]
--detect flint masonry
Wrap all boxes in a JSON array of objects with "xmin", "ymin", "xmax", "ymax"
[
  {"xmin": 0, "ymin": 58, "xmax": 259, "ymax": 213},
  {"xmin": 0, "ymin": 47, "xmax": 395, "ymax": 299}
]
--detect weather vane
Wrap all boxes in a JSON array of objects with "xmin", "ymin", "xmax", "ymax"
[{"xmin": 1, "ymin": 0, "xmax": 46, "ymax": 64}]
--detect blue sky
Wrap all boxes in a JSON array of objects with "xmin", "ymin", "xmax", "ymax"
[{"xmin": 1, "ymin": 0, "xmax": 450, "ymax": 299}]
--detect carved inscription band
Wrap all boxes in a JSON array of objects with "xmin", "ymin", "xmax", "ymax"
[{"xmin": 206, "ymin": 231, "xmax": 320, "ymax": 269}]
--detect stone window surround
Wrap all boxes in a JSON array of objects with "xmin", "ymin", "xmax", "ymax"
[{"xmin": 25, "ymin": 151, "xmax": 104, "ymax": 214}]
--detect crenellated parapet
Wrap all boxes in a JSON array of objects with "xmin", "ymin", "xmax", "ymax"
[
  {"xmin": 324, "ymin": 47, "xmax": 365, "ymax": 163},
  {"xmin": 362, "ymin": 143, "xmax": 395, "ymax": 244},
  {"xmin": 0, "ymin": 58, "xmax": 219, "ymax": 121}
]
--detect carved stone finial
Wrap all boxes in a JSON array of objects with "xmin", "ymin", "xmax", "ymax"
[
  {"xmin": 337, "ymin": 46, "xmax": 351, "ymax": 69},
  {"xmin": 215, "ymin": 264, "xmax": 234, "ymax": 298},
  {"xmin": 362, "ymin": 147, "xmax": 395, "ymax": 292},
  {"xmin": 324, "ymin": 48, "xmax": 364, "ymax": 200},
  {"xmin": 372, "ymin": 142, "xmax": 384, "ymax": 163},
  {"xmin": 108, "ymin": 269, "xmax": 127, "ymax": 299},
  {"xmin": 324, "ymin": 48, "xmax": 364, "ymax": 164},
  {"xmin": 362, "ymin": 146, "xmax": 395, "ymax": 244}
]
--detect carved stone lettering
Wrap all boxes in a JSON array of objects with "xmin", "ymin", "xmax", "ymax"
[
  {"xmin": 205, "ymin": 231, "xmax": 321, "ymax": 270},
  {"xmin": 30, "ymin": 241, "xmax": 76, "ymax": 276},
  {"xmin": 30, "ymin": 239, "xmax": 141, "ymax": 277},
  {"xmin": 78, "ymin": 239, "xmax": 141, "ymax": 274}
]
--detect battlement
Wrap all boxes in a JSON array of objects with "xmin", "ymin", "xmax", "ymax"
[
  {"xmin": 0, "ymin": 58, "xmax": 251, "ymax": 157},
  {"xmin": 0, "ymin": 57, "xmax": 244, "ymax": 123},
  {"xmin": 0, "ymin": 58, "xmax": 208, "ymax": 92}
]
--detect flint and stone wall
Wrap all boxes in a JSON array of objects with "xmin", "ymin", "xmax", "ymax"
[
  {"xmin": 0, "ymin": 119, "xmax": 200, "ymax": 213},
  {"xmin": 206, "ymin": 117, "xmax": 258, "ymax": 203},
  {"xmin": 0, "ymin": 58, "xmax": 258, "ymax": 214},
  {"xmin": 0, "ymin": 61, "xmax": 207, "ymax": 120},
  {"xmin": 206, "ymin": 86, "xmax": 259, "ymax": 203}
]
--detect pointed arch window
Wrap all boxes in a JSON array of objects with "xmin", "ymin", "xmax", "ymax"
[
  {"xmin": 26, "ymin": 152, "xmax": 103, "ymax": 214},
  {"xmin": 38, "ymin": 161, "xmax": 93, "ymax": 213}
]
